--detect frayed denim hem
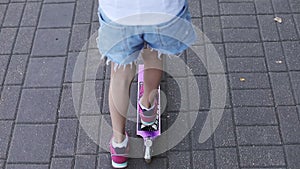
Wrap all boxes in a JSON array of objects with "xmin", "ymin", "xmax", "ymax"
[{"xmin": 144, "ymin": 43, "xmax": 184, "ymax": 59}]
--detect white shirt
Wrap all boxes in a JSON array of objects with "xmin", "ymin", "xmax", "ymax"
[{"xmin": 99, "ymin": 0, "xmax": 185, "ymax": 25}]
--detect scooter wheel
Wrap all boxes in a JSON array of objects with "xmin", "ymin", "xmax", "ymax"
[{"xmin": 145, "ymin": 158, "xmax": 151, "ymax": 163}]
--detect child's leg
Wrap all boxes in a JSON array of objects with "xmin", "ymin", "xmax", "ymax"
[
  {"xmin": 109, "ymin": 62, "xmax": 136, "ymax": 143},
  {"xmin": 140, "ymin": 47, "xmax": 163, "ymax": 108}
]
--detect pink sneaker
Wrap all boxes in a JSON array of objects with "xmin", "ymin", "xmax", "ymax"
[
  {"xmin": 109, "ymin": 133, "xmax": 129, "ymax": 168},
  {"xmin": 138, "ymin": 98, "xmax": 158, "ymax": 126}
]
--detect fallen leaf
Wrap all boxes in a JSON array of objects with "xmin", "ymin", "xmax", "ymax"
[
  {"xmin": 240, "ymin": 78, "xmax": 246, "ymax": 82},
  {"xmin": 274, "ymin": 17, "xmax": 282, "ymax": 23}
]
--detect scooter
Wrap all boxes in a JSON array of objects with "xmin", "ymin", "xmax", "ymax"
[{"xmin": 136, "ymin": 64, "xmax": 161, "ymax": 163}]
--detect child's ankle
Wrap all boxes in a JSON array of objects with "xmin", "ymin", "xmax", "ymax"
[
  {"xmin": 112, "ymin": 134, "xmax": 128, "ymax": 148},
  {"xmin": 140, "ymin": 96, "xmax": 151, "ymax": 109}
]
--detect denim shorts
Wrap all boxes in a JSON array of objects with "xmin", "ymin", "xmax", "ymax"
[{"xmin": 97, "ymin": 0, "xmax": 197, "ymax": 71}]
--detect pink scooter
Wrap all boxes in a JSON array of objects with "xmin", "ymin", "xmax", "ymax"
[{"xmin": 136, "ymin": 64, "xmax": 161, "ymax": 163}]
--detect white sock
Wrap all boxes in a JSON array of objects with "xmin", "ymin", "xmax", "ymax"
[
  {"xmin": 112, "ymin": 134, "xmax": 128, "ymax": 148},
  {"xmin": 139, "ymin": 100, "xmax": 155, "ymax": 111}
]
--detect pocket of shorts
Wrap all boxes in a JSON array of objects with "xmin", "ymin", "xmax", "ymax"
[
  {"xmin": 157, "ymin": 14, "xmax": 195, "ymax": 46},
  {"xmin": 97, "ymin": 12, "xmax": 128, "ymax": 55}
]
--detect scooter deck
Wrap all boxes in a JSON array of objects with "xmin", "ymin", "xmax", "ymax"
[{"xmin": 136, "ymin": 64, "xmax": 161, "ymax": 139}]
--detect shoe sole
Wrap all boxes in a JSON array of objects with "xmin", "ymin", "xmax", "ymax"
[{"xmin": 112, "ymin": 161, "xmax": 128, "ymax": 168}]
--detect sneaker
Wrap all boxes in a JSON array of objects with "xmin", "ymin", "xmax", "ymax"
[
  {"xmin": 138, "ymin": 98, "xmax": 158, "ymax": 126},
  {"xmin": 109, "ymin": 133, "xmax": 129, "ymax": 168}
]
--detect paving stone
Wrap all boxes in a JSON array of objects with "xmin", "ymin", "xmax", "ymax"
[
  {"xmin": 227, "ymin": 57, "xmax": 267, "ymax": 73},
  {"xmin": 239, "ymin": 146, "xmax": 285, "ymax": 167},
  {"xmin": 7, "ymin": 124, "xmax": 55, "ymax": 163},
  {"xmin": 101, "ymin": 80, "xmax": 110, "ymax": 114},
  {"xmin": 4, "ymin": 55, "xmax": 28, "ymax": 85},
  {"xmin": 64, "ymin": 52, "xmax": 86, "ymax": 83},
  {"xmin": 88, "ymin": 22, "xmax": 99, "ymax": 49},
  {"xmin": 277, "ymin": 14, "xmax": 299, "ymax": 41},
  {"xmin": 0, "ymin": 160, "xmax": 4, "ymax": 169},
  {"xmin": 74, "ymin": 0, "xmax": 94, "ymax": 24},
  {"xmin": 263, "ymin": 42, "xmax": 287, "ymax": 72},
  {"xmin": 59, "ymin": 83, "xmax": 82, "ymax": 118},
  {"xmin": 201, "ymin": 0, "xmax": 219, "ymax": 16},
  {"xmin": 24, "ymin": 57, "xmax": 65, "ymax": 87},
  {"xmin": 27, "ymin": 0, "xmax": 43, "ymax": 2},
  {"xmin": 257, "ymin": 15, "xmax": 280, "ymax": 41},
  {"xmin": 215, "ymin": 148, "xmax": 239, "ymax": 169},
  {"xmin": 213, "ymin": 109, "xmax": 236, "ymax": 147},
  {"xmin": 81, "ymin": 80, "xmax": 103, "ymax": 115},
  {"xmin": 10, "ymin": 0, "xmax": 25, "ymax": 2},
  {"xmin": 0, "ymin": 121, "xmax": 13, "ymax": 158},
  {"xmin": 231, "ymin": 89, "xmax": 274, "ymax": 107},
  {"xmin": 21, "ymin": 2, "xmax": 41, "ymax": 26},
  {"xmin": 85, "ymin": 49, "xmax": 105, "ymax": 80},
  {"xmin": 166, "ymin": 113, "xmax": 190, "ymax": 151},
  {"xmin": 16, "ymin": 88, "xmax": 60, "ymax": 123},
  {"xmin": 13, "ymin": 27, "xmax": 35, "ymax": 54},
  {"xmin": 69, "ymin": 24, "xmax": 90, "ymax": 52},
  {"xmin": 0, "ymin": 28, "xmax": 18, "ymax": 54},
  {"xmin": 277, "ymin": 106, "xmax": 300, "ymax": 143},
  {"xmin": 219, "ymin": 0, "xmax": 254, "ymax": 2},
  {"xmin": 44, "ymin": 0, "xmax": 75, "ymax": 3},
  {"xmin": 270, "ymin": 72, "xmax": 295, "ymax": 105},
  {"xmin": 254, "ymin": 0, "xmax": 274, "ymax": 14},
  {"xmin": 53, "ymin": 119, "xmax": 78, "ymax": 156},
  {"xmin": 50, "ymin": 158, "xmax": 73, "ymax": 169},
  {"xmin": 31, "ymin": 28, "xmax": 70, "ymax": 56},
  {"xmin": 188, "ymin": 76, "xmax": 210, "ymax": 110},
  {"xmin": 165, "ymin": 53, "xmax": 187, "ymax": 77},
  {"xmin": 186, "ymin": 46, "xmax": 207, "ymax": 76},
  {"xmin": 0, "ymin": 4, "xmax": 7, "ymax": 25},
  {"xmin": 192, "ymin": 150, "xmax": 215, "ymax": 169},
  {"xmin": 272, "ymin": 0, "xmax": 291, "ymax": 13},
  {"xmin": 166, "ymin": 77, "xmax": 189, "ymax": 112},
  {"xmin": 168, "ymin": 151, "xmax": 191, "ymax": 169},
  {"xmin": 76, "ymin": 122, "xmax": 99, "ymax": 154},
  {"xmin": 191, "ymin": 111, "xmax": 214, "ymax": 150},
  {"xmin": 236, "ymin": 126, "xmax": 281, "ymax": 145},
  {"xmin": 285, "ymin": 145, "xmax": 300, "ymax": 169},
  {"xmin": 0, "ymin": 86, "xmax": 21, "ymax": 119},
  {"xmin": 234, "ymin": 107, "xmax": 278, "ymax": 125},
  {"xmin": 0, "ymin": 55, "xmax": 9, "ymax": 85},
  {"xmin": 223, "ymin": 29, "xmax": 260, "ymax": 42},
  {"xmin": 225, "ymin": 43, "xmax": 264, "ymax": 57},
  {"xmin": 39, "ymin": 3, "xmax": 74, "ymax": 28},
  {"xmin": 188, "ymin": 0, "xmax": 201, "ymax": 17},
  {"xmin": 97, "ymin": 153, "xmax": 111, "ymax": 169},
  {"xmin": 294, "ymin": 14, "xmax": 300, "ymax": 35},
  {"xmin": 5, "ymin": 164, "xmax": 49, "ymax": 169},
  {"xmin": 289, "ymin": 0, "xmax": 300, "ymax": 12},
  {"xmin": 221, "ymin": 15, "xmax": 257, "ymax": 29},
  {"xmin": 206, "ymin": 43, "xmax": 227, "ymax": 74},
  {"xmin": 203, "ymin": 17, "xmax": 222, "ymax": 43},
  {"xmin": 127, "ymin": 157, "xmax": 168, "ymax": 169},
  {"xmin": 298, "ymin": 105, "xmax": 300, "ymax": 117},
  {"xmin": 74, "ymin": 155, "xmax": 97, "ymax": 169},
  {"xmin": 92, "ymin": 0, "xmax": 98, "ymax": 22},
  {"xmin": 2, "ymin": 2, "xmax": 24, "ymax": 27},
  {"xmin": 220, "ymin": 2, "xmax": 256, "ymax": 15},
  {"xmin": 282, "ymin": 41, "xmax": 300, "ymax": 71},
  {"xmin": 290, "ymin": 71, "xmax": 300, "ymax": 104},
  {"xmin": 229, "ymin": 73, "xmax": 270, "ymax": 89}
]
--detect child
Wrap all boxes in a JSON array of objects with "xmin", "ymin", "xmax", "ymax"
[{"xmin": 97, "ymin": 0, "xmax": 196, "ymax": 168}]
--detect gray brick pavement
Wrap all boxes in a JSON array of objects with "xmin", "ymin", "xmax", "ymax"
[{"xmin": 0, "ymin": 0, "xmax": 299, "ymax": 168}]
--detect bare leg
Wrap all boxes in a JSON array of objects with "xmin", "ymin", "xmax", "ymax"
[
  {"xmin": 140, "ymin": 47, "xmax": 163, "ymax": 108},
  {"xmin": 109, "ymin": 62, "xmax": 136, "ymax": 143}
]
